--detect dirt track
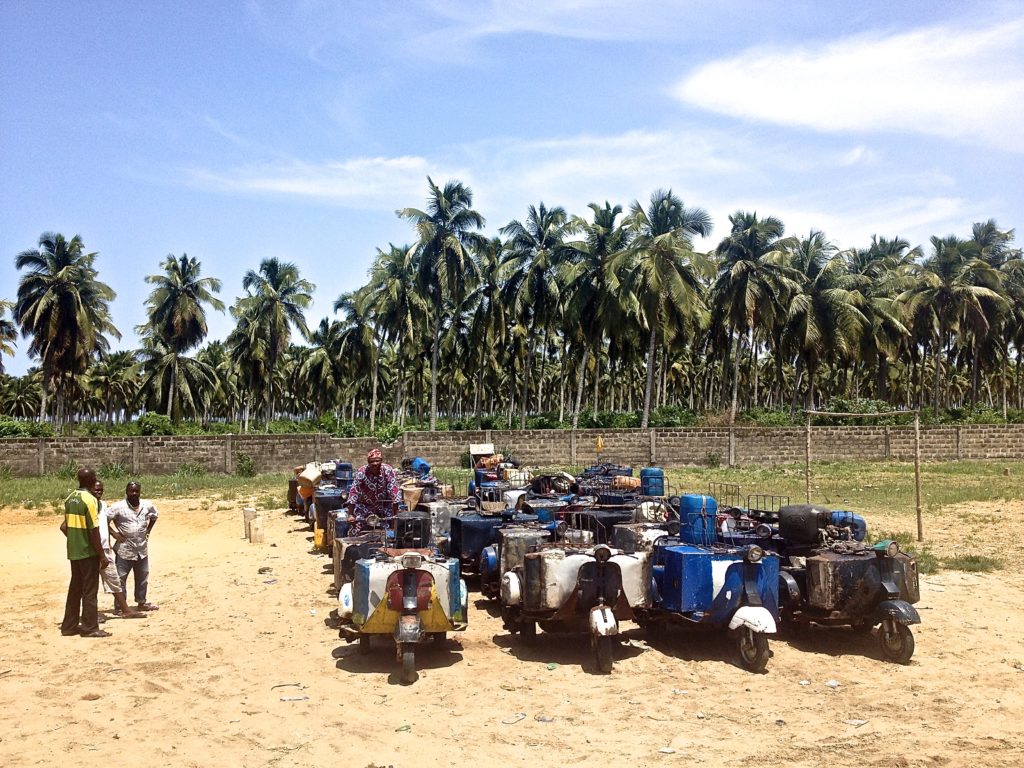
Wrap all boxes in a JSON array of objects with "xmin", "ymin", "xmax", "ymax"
[{"xmin": 1, "ymin": 498, "xmax": 1022, "ymax": 767}]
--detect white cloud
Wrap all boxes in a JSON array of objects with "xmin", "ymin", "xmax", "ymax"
[
  {"xmin": 181, "ymin": 124, "xmax": 974, "ymax": 253},
  {"xmin": 673, "ymin": 17, "xmax": 1024, "ymax": 152},
  {"xmin": 186, "ymin": 155, "xmax": 452, "ymax": 209}
]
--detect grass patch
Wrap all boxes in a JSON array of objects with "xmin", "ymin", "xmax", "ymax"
[
  {"xmin": 174, "ymin": 461, "xmax": 207, "ymax": 479},
  {"xmin": 941, "ymin": 554, "xmax": 1001, "ymax": 572},
  {"xmin": 0, "ymin": 471, "xmax": 289, "ymax": 511},
  {"xmin": 98, "ymin": 460, "xmax": 130, "ymax": 480},
  {"xmin": 256, "ymin": 493, "xmax": 281, "ymax": 511}
]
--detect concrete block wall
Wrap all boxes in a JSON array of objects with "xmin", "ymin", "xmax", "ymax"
[{"xmin": 2, "ymin": 425, "xmax": 1022, "ymax": 477}]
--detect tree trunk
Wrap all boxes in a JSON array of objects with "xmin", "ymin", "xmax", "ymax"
[
  {"xmin": 429, "ymin": 314, "xmax": 441, "ymax": 431},
  {"xmin": 167, "ymin": 357, "xmax": 178, "ymax": 425},
  {"xmin": 519, "ymin": 342, "xmax": 532, "ymax": 431},
  {"xmin": 370, "ymin": 341, "xmax": 380, "ymax": 432},
  {"xmin": 932, "ymin": 335, "xmax": 943, "ymax": 415},
  {"xmin": 970, "ymin": 336, "xmax": 980, "ymax": 408},
  {"xmin": 641, "ymin": 323, "xmax": 658, "ymax": 429},
  {"xmin": 790, "ymin": 357, "xmax": 804, "ymax": 418},
  {"xmin": 751, "ymin": 334, "xmax": 759, "ymax": 409},
  {"xmin": 572, "ymin": 347, "xmax": 590, "ymax": 430},
  {"xmin": 729, "ymin": 331, "xmax": 741, "ymax": 426}
]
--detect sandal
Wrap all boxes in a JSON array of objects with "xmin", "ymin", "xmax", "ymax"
[
  {"xmin": 80, "ymin": 629, "xmax": 112, "ymax": 638},
  {"xmin": 137, "ymin": 603, "xmax": 159, "ymax": 611}
]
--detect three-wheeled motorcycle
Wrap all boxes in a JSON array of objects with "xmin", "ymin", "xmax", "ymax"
[
  {"xmin": 337, "ymin": 511, "xmax": 469, "ymax": 684},
  {"xmin": 617, "ymin": 501, "xmax": 780, "ymax": 674},
  {"xmin": 499, "ymin": 540, "xmax": 651, "ymax": 673},
  {"xmin": 774, "ymin": 504, "xmax": 921, "ymax": 663}
]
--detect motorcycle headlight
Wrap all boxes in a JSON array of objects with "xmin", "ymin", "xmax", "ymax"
[
  {"xmin": 886, "ymin": 541, "xmax": 900, "ymax": 558},
  {"xmin": 593, "ymin": 544, "xmax": 612, "ymax": 563},
  {"xmin": 365, "ymin": 514, "xmax": 379, "ymax": 529},
  {"xmin": 745, "ymin": 545, "xmax": 764, "ymax": 563},
  {"xmin": 401, "ymin": 552, "xmax": 423, "ymax": 569}
]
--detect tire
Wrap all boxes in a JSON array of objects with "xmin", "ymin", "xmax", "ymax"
[
  {"xmin": 519, "ymin": 620, "xmax": 537, "ymax": 643},
  {"xmin": 400, "ymin": 645, "xmax": 416, "ymax": 684},
  {"xmin": 878, "ymin": 619, "xmax": 915, "ymax": 664},
  {"xmin": 431, "ymin": 632, "xmax": 446, "ymax": 646},
  {"xmin": 736, "ymin": 627, "xmax": 771, "ymax": 672},
  {"xmin": 357, "ymin": 634, "xmax": 371, "ymax": 654},
  {"xmin": 594, "ymin": 635, "xmax": 614, "ymax": 674}
]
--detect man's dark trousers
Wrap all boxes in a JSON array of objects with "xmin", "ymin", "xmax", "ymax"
[{"xmin": 61, "ymin": 556, "xmax": 101, "ymax": 634}]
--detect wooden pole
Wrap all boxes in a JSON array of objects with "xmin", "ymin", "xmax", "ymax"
[
  {"xmin": 804, "ymin": 411, "xmax": 811, "ymax": 504},
  {"xmin": 914, "ymin": 412, "xmax": 923, "ymax": 542}
]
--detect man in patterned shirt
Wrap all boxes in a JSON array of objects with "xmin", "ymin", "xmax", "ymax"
[
  {"xmin": 59, "ymin": 466, "xmax": 110, "ymax": 637},
  {"xmin": 108, "ymin": 481, "xmax": 160, "ymax": 612},
  {"xmin": 345, "ymin": 448, "xmax": 401, "ymax": 533}
]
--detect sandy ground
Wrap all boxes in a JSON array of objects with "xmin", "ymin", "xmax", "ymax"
[{"xmin": 1, "ymin": 497, "xmax": 1023, "ymax": 768}]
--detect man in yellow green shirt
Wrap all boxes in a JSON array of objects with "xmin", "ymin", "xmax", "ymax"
[{"xmin": 59, "ymin": 466, "xmax": 110, "ymax": 637}]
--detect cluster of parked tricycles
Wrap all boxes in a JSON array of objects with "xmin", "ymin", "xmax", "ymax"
[{"xmin": 304, "ymin": 462, "xmax": 920, "ymax": 684}]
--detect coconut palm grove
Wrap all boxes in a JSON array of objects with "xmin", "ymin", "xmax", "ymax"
[{"xmin": 0, "ymin": 178, "xmax": 1021, "ymax": 438}]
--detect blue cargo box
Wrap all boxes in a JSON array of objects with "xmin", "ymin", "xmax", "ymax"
[{"xmin": 658, "ymin": 545, "xmax": 779, "ymax": 616}]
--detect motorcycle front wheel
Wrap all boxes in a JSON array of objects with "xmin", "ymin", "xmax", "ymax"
[
  {"xmin": 400, "ymin": 644, "xmax": 416, "ymax": 684},
  {"xmin": 736, "ymin": 627, "xmax": 770, "ymax": 673},
  {"xmin": 594, "ymin": 635, "xmax": 614, "ymax": 674},
  {"xmin": 878, "ymin": 619, "xmax": 915, "ymax": 664}
]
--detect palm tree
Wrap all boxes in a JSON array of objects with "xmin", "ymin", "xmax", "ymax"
[
  {"xmin": 711, "ymin": 212, "xmax": 800, "ymax": 430},
  {"xmin": 398, "ymin": 177, "xmax": 485, "ymax": 431},
  {"xmin": 900, "ymin": 236, "xmax": 1006, "ymax": 413},
  {"xmin": 0, "ymin": 299, "xmax": 16, "ymax": 375},
  {"xmin": 195, "ymin": 340, "xmax": 239, "ymax": 422},
  {"xmin": 141, "ymin": 254, "xmax": 224, "ymax": 423},
  {"xmin": 362, "ymin": 244, "xmax": 427, "ymax": 427},
  {"xmin": 619, "ymin": 190, "xmax": 712, "ymax": 428},
  {"xmin": 14, "ymin": 232, "xmax": 119, "ymax": 428},
  {"xmin": 846, "ymin": 236, "xmax": 918, "ymax": 402},
  {"xmin": 466, "ymin": 237, "xmax": 508, "ymax": 424},
  {"xmin": 782, "ymin": 231, "xmax": 868, "ymax": 410},
  {"xmin": 296, "ymin": 318, "xmax": 345, "ymax": 419},
  {"xmin": 0, "ymin": 372, "xmax": 42, "ymax": 418},
  {"xmin": 334, "ymin": 289, "xmax": 378, "ymax": 426},
  {"xmin": 560, "ymin": 203, "xmax": 629, "ymax": 429},
  {"xmin": 500, "ymin": 202, "xmax": 573, "ymax": 428},
  {"xmin": 136, "ymin": 336, "xmax": 216, "ymax": 422},
  {"xmin": 87, "ymin": 350, "xmax": 140, "ymax": 425},
  {"xmin": 237, "ymin": 258, "xmax": 313, "ymax": 428}
]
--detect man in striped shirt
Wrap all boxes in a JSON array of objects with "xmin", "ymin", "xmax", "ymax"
[{"xmin": 59, "ymin": 466, "xmax": 111, "ymax": 638}]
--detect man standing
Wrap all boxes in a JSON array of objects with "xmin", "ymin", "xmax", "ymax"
[
  {"xmin": 59, "ymin": 466, "xmax": 110, "ymax": 638},
  {"xmin": 108, "ymin": 481, "xmax": 160, "ymax": 612},
  {"xmin": 94, "ymin": 480, "xmax": 146, "ymax": 620},
  {"xmin": 345, "ymin": 448, "xmax": 401, "ymax": 533}
]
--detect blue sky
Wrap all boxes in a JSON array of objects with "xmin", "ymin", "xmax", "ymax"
[{"xmin": 2, "ymin": 0, "xmax": 1022, "ymax": 376}]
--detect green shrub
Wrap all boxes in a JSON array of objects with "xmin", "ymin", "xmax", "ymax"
[
  {"xmin": 235, "ymin": 453, "xmax": 256, "ymax": 478},
  {"xmin": 705, "ymin": 451, "xmax": 722, "ymax": 469},
  {"xmin": 174, "ymin": 461, "xmax": 207, "ymax": 478},
  {"xmin": 53, "ymin": 458, "xmax": 78, "ymax": 480},
  {"xmin": 0, "ymin": 418, "xmax": 54, "ymax": 437},
  {"xmin": 526, "ymin": 413, "xmax": 567, "ymax": 430},
  {"xmin": 648, "ymin": 406, "xmax": 699, "ymax": 427},
  {"xmin": 98, "ymin": 461, "xmax": 129, "ymax": 480},
  {"xmin": 136, "ymin": 413, "xmax": 174, "ymax": 436},
  {"xmin": 740, "ymin": 408, "xmax": 798, "ymax": 426},
  {"xmin": 373, "ymin": 422, "xmax": 403, "ymax": 444}
]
